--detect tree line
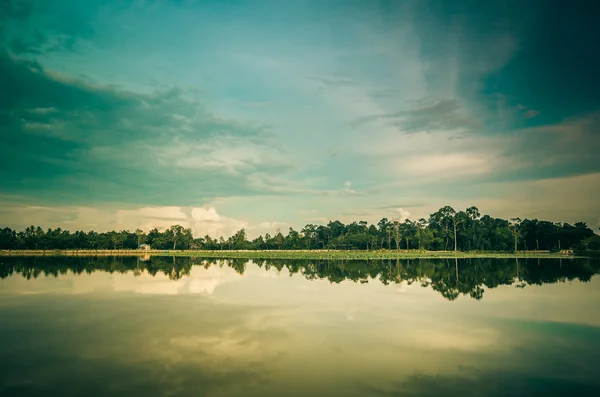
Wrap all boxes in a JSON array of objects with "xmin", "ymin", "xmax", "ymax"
[
  {"xmin": 0, "ymin": 205, "xmax": 598, "ymax": 252},
  {"xmin": 1, "ymin": 256, "xmax": 598, "ymax": 301}
]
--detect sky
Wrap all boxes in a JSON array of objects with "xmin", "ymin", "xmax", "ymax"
[{"xmin": 0, "ymin": 0, "xmax": 599, "ymax": 238}]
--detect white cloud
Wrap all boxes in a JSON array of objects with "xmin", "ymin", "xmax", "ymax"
[
  {"xmin": 257, "ymin": 221, "xmax": 286, "ymax": 229},
  {"xmin": 400, "ymin": 153, "xmax": 492, "ymax": 177},
  {"xmin": 344, "ymin": 181, "xmax": 358, "ymax": 194},
  {"xmin": 29, "ymin": 107, "xmax": 58, "ymax": 115},
  {"xmin": 189, "ymin": 207, "xmax": 247, "ymax": 238},
  {"xmin": 393, "ymin": 208, "xmax": 411, "ymax": 222},
  {"xmin": 164, "ymin": 137, "xmax": 290, "ymax": 175}
]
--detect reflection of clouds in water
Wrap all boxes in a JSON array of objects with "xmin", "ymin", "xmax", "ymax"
[
  {"xmin": 104, "ymin": 266, "xmax": 245, "ymax": 296},
  {"xmin": 403, "ymin": 323, "xmax": 500, "ymax": 351},
  {"xmin": 2, "ymin": 263, "xmax": 600, "ymax": 396},
  {"xmin": 128, "ymin": 266, "xmax": 242, "ymax": 296},
  {"xmin": 0, "ymin": 293, "xmax": 289, "ymax": 397},
  {"xmin": 0, "ymin": 264, "xmax": 246, "ymax": 297},
  {"xmin": 168, "ymin": 325, "xmax": 290, "ymax": 364},
  {"xmin": 345, "ymin": 310, "xmax": 356, "ymax": 321},
  {"xmin": 361, "ymin": 369, "xmax": 600, "ymax": 397}
]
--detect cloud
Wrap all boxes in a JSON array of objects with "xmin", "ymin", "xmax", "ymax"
[
  {"xmin": 0, "ymin": 0, "xmax": 101, "ymax": 55},
  {"xmin": 0, "ymin": 51, "xmax": 293, "ymax": 206},
  {"xmin": 355, "ymin": 99, "xmax": 483, "ymax": 133},
  {"xmin": 524, "ymin": 109, "xmax": 540, "ymax": 118},
  {"xmin": 516, "ymin": 103, "xmax": 540, "ymax": 119},
  {"xmin": 109, "ymin": 265, "xmax": 244, "ymax": 295},
  {"xmin": 117, "ymin": 206, "xmax": 248, "ymax": 238},
  {"xmin": 28, "ymin": 106, "xmax": 58, "ymax": 115},
  {"xmin": 353, "ymin": 109, "xmax": 599, "ymax": 188},
  {"xmin": 0, "ymin": 0, "xmax": 598, "ymax": 233},
  {"xmin": 0, "ymin": 201, "xmax": 252, "ymax": 238},
  {"xmin": 309, "ymin": 74, "xmax": 357, "ymax": 89},
  {"xmin": 393, "ymin": 208, "xmax": 411, "ymax": 223},
  {"xmin": 160, "ymin": 136, "xmax": 291, "ymax": 175},
  {"xmin": 499, "ymin": 111, "xmax": 600, "ymax": 178},
  {"xmin": 257, "ymin": 221, "xmax": 286, "ymax": 229},
  {"xmin": 243, "ymin": 101, "xmax": 270, "ymax": 108},
  {"xmin": 375, "ymin": 203, "xmax": 427, "ymax": 210},
  {"xmin": 361, "ymin": 370, "xmax": 595, "ymax": 397},
  {"xmin": 344, "ymin": 181, "xmax": 357, "ymax": 194},
  {"xmin": 399, "ymin": 153, "xmax": 493, "ymax": 177},
  {"xmin": 0, "ymin": 0, "xmax": 33, "ymax": 24},
  {"xmin": 0, "ymin": 288, "xmax": 283, "ymax": 396}
]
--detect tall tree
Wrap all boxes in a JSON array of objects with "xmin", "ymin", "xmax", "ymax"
[
  {"xmin": 466, "ymin": 206, "xmax": 481, "ymax": 250},
  {"xmin": 392, "ymin": 220, "xmax": 401, "ymax": 250},
  {"xmin": 510, "ymin": 218, "xmax": 522, "ymax": 252},
  {"xmin": 135, "ymin": 229, "xmax": 146, "ymax": 248},
  {"xmin": 170, "ymin": 225, "xmax": 184, "ymax": 250},
  {"xmin": 453, "ymin": 211, "xmax": 469, "ymax": 251},
  {"xmin": 430, "ymin": 206, "xmax": 455, "ymax": 250}
]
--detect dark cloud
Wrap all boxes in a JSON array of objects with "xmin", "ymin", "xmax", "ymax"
[
  {"xmin": 408, "ymin": 0, "xmax": 600, "ymax": 129},
  {"xmin": 0, "ymin": 0, "xmax": 100, "ymax": 55},
  {"xmin": 356, "ymin": 99, "xmax": 483, "ymax": 133},
  {"xmin": 0, "ymin": 51, "xmax": 289, "ymax": 206},
  {"xmin": 486, "ymin": 0, "xmax": 600, "ymax": 125},
  {"xmin": 0, "ymin": 0, "xmax": 33, "ymax": 22}
]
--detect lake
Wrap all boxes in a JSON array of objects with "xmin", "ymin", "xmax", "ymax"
[{"xmin": 1, "ymin": 256, "xmax": 600, "ymax": 396}]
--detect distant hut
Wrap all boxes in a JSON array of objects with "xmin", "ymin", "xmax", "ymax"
[{"xmin": 139, "ymin": 244, "xmax": 151, "ymax": 251}]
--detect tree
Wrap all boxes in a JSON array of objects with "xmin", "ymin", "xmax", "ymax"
[
  {"xmin": 453, "ymin": 211, "xmax": 469, "ymax": 251},
  {"xmin": 88, "ymin": 231, "xmax": 97, "ymax": 250},
  {"xmin": 466, "ymin": 206, "xmax": 480, "ymax": 250},
  {"xmin": 416, "ymin": 218, "xmax": 432, "ymax": 250},
  {"xmin": 378, "ymin": 218, "xmax": 391, "ymax": 249},
  {"xmin": 232, "ymin": 228, "xmax": 248, "ymax": 249},
  {"xmin": 170, "ymin": 225, "xmax": 184, "ymax": 250},
  {"xmin": 301, "ymin": 224, "xmax": 317, "ymax": 249},
  {"xmin": 316, "ymin": 226, "xmax": 328, "ymax": 249},
  {"xmin": 0, "ymin": 206, "xmax": 594, "ymax": 252},
  {"xmin": 109, "ymin": 231, "xmax": 122, "ymax": 250},
  {"xmin": 274, "ymin": 230, "xmax": 284, "ymax": 250},
  {"xmin": 118, "ymin": 230, "xmax": 129, "ymax": 249},
  {"xmin": 430, "ymin": 206, "xmax": 455, "ymax": 250},
  {"xmin": 181, "ymin": 228, "xmax": 193, "ymax": 250},
  {"xmin": 401, "ymin": 220, "xmax": 416, "ymax": 250},
  {"xmin": 135, "ymin": 229, "xmax": 146, "ymax": 248},
  {"xmin": 510, "ymin": 218, "xmax": 522, "ymax": 252},
  {"xmin": 392, "ymin": 220, "xmax": 401, "ymax": 250}
]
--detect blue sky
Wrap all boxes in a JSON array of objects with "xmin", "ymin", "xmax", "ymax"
[{"xmin": 1, "ymin": 0, "xmax": 599, "ymax": 237}]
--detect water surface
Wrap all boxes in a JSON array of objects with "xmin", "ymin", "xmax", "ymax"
[{"xmin": 1, "ymin": 256, "xmax": 599, "ymax": 396}]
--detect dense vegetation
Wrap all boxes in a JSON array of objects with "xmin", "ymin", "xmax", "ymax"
[
  {"xmin": 0, "ymin": 206, "xmax": 597, "ymax": 252},
  {"xmin": 1, "ymin": 256, "xmax": 598, "ymax": 301}
]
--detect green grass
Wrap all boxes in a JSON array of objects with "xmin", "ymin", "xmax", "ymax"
[
  {"xmin": 0, "ymin": 249, "xmax": 581, "ymax": 259},
  {"xmin": 154, "ymin": 250, "xmax": 579, "ymax": 259}
]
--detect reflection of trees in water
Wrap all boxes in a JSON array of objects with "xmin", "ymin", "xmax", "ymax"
[
  {"xmin": 0, "ymin": 256, "xmax": 195, "ymax": 281},
  {"xmin": 1, "ymin": 256, "xmax": 598, "ymax": 301}
]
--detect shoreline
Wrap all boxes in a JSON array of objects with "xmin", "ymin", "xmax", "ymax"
[{"xmin": 0, "ymin": 249, "xmax": 581, "ymax": 260}]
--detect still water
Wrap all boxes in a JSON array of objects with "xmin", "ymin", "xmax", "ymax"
[{"xmin": 1, "ymin": 256, "xmax": 599, "ymax": 397}]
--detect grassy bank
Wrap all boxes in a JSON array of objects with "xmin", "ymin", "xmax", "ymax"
[{"xmin": 0, "ymin": 249, "xmax": 581, "ymax": 260}]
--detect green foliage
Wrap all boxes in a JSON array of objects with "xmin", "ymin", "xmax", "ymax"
[{"xmin": 0, "ymin": 206, "xmax": 596, "ymax": 252}]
